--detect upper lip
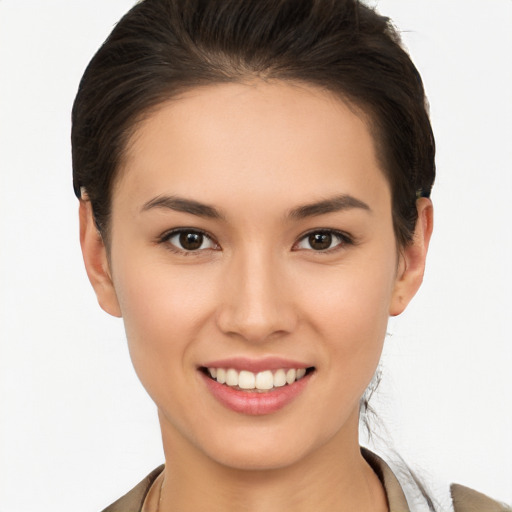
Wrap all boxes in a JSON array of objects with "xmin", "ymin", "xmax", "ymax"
[{"xmin": 200, "ymin": 357, "xmax": 312, "ymax": 373}]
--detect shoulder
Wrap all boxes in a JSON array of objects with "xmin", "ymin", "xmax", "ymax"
[
  {"xmin": 101, "ymin": 465, "xmax": 164, "ymax": 512},
  {"xmin": 451, "ymin": 483, "xmax": 511, "ymax": 512}
]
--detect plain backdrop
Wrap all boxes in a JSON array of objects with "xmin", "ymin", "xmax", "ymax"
[{"xmin": 0, "ymin": 1, "xmax": 511, "ymax": 511}]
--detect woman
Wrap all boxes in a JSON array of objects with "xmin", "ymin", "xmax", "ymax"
[{"xmin": 72, "ymin": 0, "xmax": 509, "ymax": 510}]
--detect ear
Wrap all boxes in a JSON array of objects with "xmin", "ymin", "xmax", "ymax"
[
  {"xmin": 389, "ymin": 198, "xmax": 434, "ymax": 316},
  {"xmin": 79, "ymin": 199, "xmax": 122, "ymax": 318}
]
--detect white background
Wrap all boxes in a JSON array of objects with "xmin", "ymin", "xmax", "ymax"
[{"xmin": 0, "ymin": 1, "xmax": 510, "ymax": 511}]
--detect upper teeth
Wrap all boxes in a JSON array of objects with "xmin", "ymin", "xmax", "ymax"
[{"xmin": 208, "ymin": 367, "xmax": 307, "ymax": 390}]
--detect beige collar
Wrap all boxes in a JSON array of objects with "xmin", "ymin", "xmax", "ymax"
[{"xmin": 361, "ymin": 448, "xmax": 411, "ymax": 512}]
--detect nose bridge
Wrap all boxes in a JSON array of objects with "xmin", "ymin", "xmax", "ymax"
[{"xmin": 216, "ymin": 244, "xmax": 295, "ymax": 342}]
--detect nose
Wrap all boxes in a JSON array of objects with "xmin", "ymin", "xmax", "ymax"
[{"xmin": 215, "ymin": 249, "xmax": 298, "ymax": 343}]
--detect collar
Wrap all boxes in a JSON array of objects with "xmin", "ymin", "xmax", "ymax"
[{"xmin": 361, "ymin": 448, "xmax": 411, "ymax": 512}]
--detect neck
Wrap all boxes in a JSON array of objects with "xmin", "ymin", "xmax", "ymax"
[{"xmin": 156, "ymin": 411, "xmax": 388, "ymax": 512}]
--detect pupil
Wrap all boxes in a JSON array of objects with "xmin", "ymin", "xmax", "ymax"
[
  {"xmin": 309, "ymin": 232, "xmax": 332, "ymax": 250},
  {"xmin": 180, "ymin": 232, "xmax": 203, "ymax": 250}
]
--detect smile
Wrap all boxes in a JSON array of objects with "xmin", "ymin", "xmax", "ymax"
[
  {"xmin": 200, "ymin": 357, "xmax": 315, "ymax": 414},
  {"xmin": 205, "ymin": 367, "xmax": 311, "ymax": 392}
]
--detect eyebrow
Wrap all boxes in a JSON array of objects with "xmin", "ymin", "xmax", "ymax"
[
  {"xmin": 141, "ymin": 193, "xmax": 370, "ymax": 220},
  {"xmin": 141, "ymin": 195, "xmax": 224, "ymax": 219},
  {"xmin": 288, "ymin": 194, "xmax": 371, "ymax": 219}
]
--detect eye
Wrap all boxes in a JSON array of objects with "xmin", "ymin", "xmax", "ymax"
[
  {"xmin": 162, "ymin": 229, "xmax": 218, "ymax": 252},
  {"xmin": 294, "ymin": 230, "xmax": 350, "ymax": 252}
]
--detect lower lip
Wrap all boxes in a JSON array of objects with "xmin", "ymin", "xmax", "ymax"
[{"xmin": 201, "ymin": 371, "xmax": 312, "ymax": 415}]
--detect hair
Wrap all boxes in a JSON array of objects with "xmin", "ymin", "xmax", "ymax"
[
  {"xmin": 72, "ymin": 0, "xmax": 435, "ymax": 248},
  {"xmin": 72, "ymin": 0, "xmax": 437, "ymax": 508}
]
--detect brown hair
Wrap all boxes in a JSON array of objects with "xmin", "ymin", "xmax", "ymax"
[{"xmin": 72, "ymin": 0, "xmax": 435, "ymax": 247}]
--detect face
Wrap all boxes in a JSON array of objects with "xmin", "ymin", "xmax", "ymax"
[{"xmin": 81, "ymin": 81, "xmax": 431, "ymax": 471}]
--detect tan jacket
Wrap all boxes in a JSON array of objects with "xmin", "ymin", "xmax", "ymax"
[{"xmin": 102, "ymin": 450, "xmax": 510, "ymax": 512}]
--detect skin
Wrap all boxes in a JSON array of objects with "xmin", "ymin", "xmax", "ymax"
[{"xmin": 80, "ymin": 81, "xmax": 433, "ymax": 512}]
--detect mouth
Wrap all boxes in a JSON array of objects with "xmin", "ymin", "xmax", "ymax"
[
  {"xmin": 200, "ymin": 366, "xmax": 316, "ymax": 393},
  {"xmin": 199, "ymin": 357, "xmax": 316, "ymax": 414}
]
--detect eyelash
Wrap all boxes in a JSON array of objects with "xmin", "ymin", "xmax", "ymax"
[
  {"xmin": 158, "ymin": 228, "xmax": 219, "ymax": 255},
  {"xmin": 157, "ymin": 228, "xmax": 354, "ymax": 254},
  {"xmin": 293, "ymin": 229, "xmax": 354, "ymax": 253}
]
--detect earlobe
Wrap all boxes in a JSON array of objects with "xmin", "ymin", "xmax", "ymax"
[
  {"xmin": 389, "ymin": 198, "xmax": 433, "ymax": 317},
  {"xmin": 79, "ymin": 199, "xmax": 122, "ymax": 318}
]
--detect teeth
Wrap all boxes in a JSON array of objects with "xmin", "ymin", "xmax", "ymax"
[
  {"xmin": 216, "ymin": 368, "xmax": 226, "ymax": 384},
  {"xmin": 286, "ymin": 369, "xmax": 296, "ymax": 384},
  {"xmin": 226, "ymin": 368, "xmax": 238, "ymax": 386},
  {"xmin": 255, "ymin": 370, "xmax": 273, "ymax": 390},
  {"xmin": 207, "ymin": 367, "xmax": 309, "ymax": 391},
  {"xmin": 273, "ymin": 369, "xmax": 287, "ymax": 387},
  {"xmin": 239, "ymin": 370, "xmax": 255, "ymax": 389}
]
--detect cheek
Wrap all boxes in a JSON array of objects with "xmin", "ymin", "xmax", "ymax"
[
  {"xmin": 303, "ymin": 254, "xmax": 395, "ymax": 334},
  {"xmin": 111, "ymin": 257, "xmax": 217, "ymax": 389},
  {"xmin": 114, "ymin": 246, "xmax": 214, "ymax": 327},
  {"xmin": 300, "ymin": 253, "xmax": 396, "ymax": 382}
]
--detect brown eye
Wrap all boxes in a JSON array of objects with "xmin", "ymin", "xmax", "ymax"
[
  {"xmin": 165, "ymin": 230, "xmax": 217, "ymax": 252},
  {"xmin": 308, "ymin": 232, "xmax": 332, "ymax": 250},
  {"xmin": 180, "ymin": 232, "xmax": 203, "ymax": 250},
  {"xmin": 295, "ymin": 230, "xmax": 350, "ymax": 252}
]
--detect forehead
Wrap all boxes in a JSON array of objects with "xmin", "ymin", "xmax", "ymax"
[{"xmin": 115, "ymin": 81, "xmax": 390, "ymax": 215}]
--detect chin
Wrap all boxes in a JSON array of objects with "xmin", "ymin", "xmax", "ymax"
[
  {"xmin": 206, "ymin": 441, "xmax": 311, "ymax": 472},
  {"xmin": 195, "ymin": 420, "xmax": 343, "ymax": 473}
]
